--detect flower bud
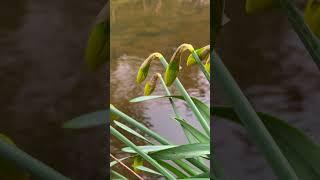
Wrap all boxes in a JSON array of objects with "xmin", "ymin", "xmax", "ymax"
[
  {"xmin": 144, "ymin": 74, "xmax": 159, "ymax": 96},
  {"xmin": 165, "ymin": 44, "xmax": 194, "ymax": 86},
  {"xmin": 205, "ymin": 56, "xmax": 210, "ymax": 75},
  {"xmin": 136, "ymin": 62, "xmax": 150, "ymax": 84},
  {"xmin": 245, "ymin": 0, "xmax": 278, "ymax": 14},
  {"xmin": 304, "ymin": 0, "xmax": 320, "ymax": 38},
  {"xmin": 187, "ymin": 45, "xmax": 210, "ymax": 66},
  {"xmin": 132, "ymin": 156, "xmax": 143, "ymax": 173},
  {"xmin": 136, "ymin": 53, "xmax": 163, "ymax": 84}
]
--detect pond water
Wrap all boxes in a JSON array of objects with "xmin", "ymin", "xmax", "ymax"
[
  {"xmin": 110, "ymin": 0, "xmax": 209, "ymax": 179},
  {"xmin": 0, "ymin": 0, "xmax": 106, "ymax": 179},
  {"xmin": 214, "ymin": 1, "xmax": 320, "ymax": 180}
]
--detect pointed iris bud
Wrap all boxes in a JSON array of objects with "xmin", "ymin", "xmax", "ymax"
[
  {"xmin": 136, "ymin": 53, "xmax": 163, "ymax": 84},
  {"xmin": 205, "ymin": 55, "xmax": 210, "ymax": 74},
  {"xmin": 144, "ymin": 73, "xmax": 159, "ymax": 96},
  {"xmin": 136, "ymin": 61, "xmax": 150, "ymax": 84},
  {"xmin": 304, "ymin": 0, "xmax": 320, "ymax": 38},
  {"xmin": 245, "ymin": 0, "xmax": 278, "ymax": 14},
  {"xmin": 132, "ymin": 156, "xmax": 143, "ymax": 173},
  {"xmin": 165, "ymin": 44, "xmax": 194, "ymax": 86},
  {"xmin": 187, "ymin": 45, "xmax": 210, "ymax": 66}
]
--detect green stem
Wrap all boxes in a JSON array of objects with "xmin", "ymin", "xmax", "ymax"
[
  {"xmin": 213, "ymin": 51, "xmax": 298, "ymax": 180},
  {"xmin": 0, "ymin": 139, "xmax": 69, "ymax": 180},
  {"xmin": 110, "ymin": 126, "xmax": 175, "ymax": 179},
  {"xmin": 191, "ymin": 51, "xmax": 210, "ymax": 81},
  {"xmin": 278, "ymin": 0, "xmax": 320, "ymax": 69},
  {"xmin": 158, "ymin": 74, "xmax": 181, "ymax": 118},
  {"xmin": 158, "ymin": 74, "xmax": 196, "ymax": 142},
  {"xmin": 160, "ymin": 57, "xmax": 210, "ymax": 136}
]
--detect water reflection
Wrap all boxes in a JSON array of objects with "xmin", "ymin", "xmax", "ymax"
[
  {"xmin": 110, "ymin": 0, "xmax": 209, "ymax": 178},
  {"xmin": 214, "ymin": 1, "xmax": 320, "ymax": 179}
]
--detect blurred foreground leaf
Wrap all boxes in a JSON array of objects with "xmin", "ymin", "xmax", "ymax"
[{"xmin": 213, "ymin": 106, "xmax": 320, "ymax": 180}]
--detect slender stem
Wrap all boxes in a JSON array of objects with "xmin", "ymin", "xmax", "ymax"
[
  {"xmin": 110, "ymin": 154, "xmax": 144, "ymax": 180},
  {"xmin": 157, "ymin": 73, "xmax": 181, "ymax": 118},
  {"xmin": 213, "ymin": 51, "xmax": 298, "ymax": 180},
  {"xmin": 110, "ymin": 126, "xmax": 176, "ymax": 179},
  {"xmin": 278, "ymin": 0, "xmax": 320, "ymax": 70},
  {"xmin": 191, "ymin": 51, "xmax": 210, "ymax": 81},
  {"xmin": 160, "ymin": 57, "xmax": 210, "ymax": 136},
  {"xmin": 0, "ymin": 139, "xmax": 69, "ymax": 180},
  {"xmin": 158, "ymin": 73, "xmax": 205, "ymax": 154}
]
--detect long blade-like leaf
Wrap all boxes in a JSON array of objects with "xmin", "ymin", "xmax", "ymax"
[
  {"xmin": 135, "ymin": 166, "xmax": 162, "ymax": 176},
  {"xmin": 150, "ymin": 143, "xmax": 210, "ymax": 160},
  {"xmin": 130, "ymin": 95, "xmax": 209, "ymax": 123},
  {"xmin": 62, "ymin": 110, "xmax": 107, "ymax": 129},
  {"xmin": 114, "ymin": 121, "xmax": 152, "ymax": 144},
  {"xmin": 213, "ymin": 106, "xmax": 320, "ymax": 180},
  {"xmin": 175, "ymin": 118, "xmax": 209, "ymax": 143},
  {"xmin": 122, "ymin": 145, "xmax": 177, "ymax": 154}
]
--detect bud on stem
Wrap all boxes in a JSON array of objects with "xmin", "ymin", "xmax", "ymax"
[{"xmin": 165, "ymin": 44, "xmax": 194, "ymax": 86}]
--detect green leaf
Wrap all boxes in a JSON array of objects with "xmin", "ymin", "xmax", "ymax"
[
  {"xmin": 188, "ymin": 172, "xmax": 210, "ymax": 178},
  {"xmin": 110, "ymin": 156, "xmax": 131, "ymax": 167},
  {"xmin": 157, "ymin": 160, "xmax": 188, "ymax": 179},
  {"xmin": 62, "ymin": 110, "xmax": 107, "ymax": 129},
  {"xmin": 135, "ymin": 166, "xmax": 162, "ymax": 176},
  {"xmin": 179, "ymin": 178, "xmax": 210, "ymax": 180},
  {"xmin": 0, "ymin": 134, "xmax": 29, "ymax": 180},
  {"xmin": 122, "ymin": 145, "xmax": 177, "ymax": 154},
  {"xmin": 114, "ymin": 121, "xmax": 152, "ymax": 144},
  {"xmin": 245, "ymin": 0, "xmax": 278, "ymax": 14},
  {"xmin": 150, "ymin": 143, "xmax": 210, "ymax": 160},
  {"xmin": 213, "ymin": 106, "xmax": 320, "ymax": 180},
  {"xmin": 110, "ymin": 170, "xmax": 128, "ymax": 180},
  {"xmin": 175, "ymin": 118, "xmax": 209, "ymax": 143},
  {"xmin": 130, "ymin": 95, "xmax": 210, "ymax": 123},
  {"xmin": 85, "ymin": 21, "xmax": 107, "ymax": 71}
]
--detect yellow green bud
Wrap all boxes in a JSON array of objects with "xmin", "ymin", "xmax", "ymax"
[
  {"xmin": 136, "ymin": 62, "xmax": 150, "ymax": 84},
  {"xmin": 85, "ymin": 21, "xmax": 107, "ymax": 71},
  {"xmin": 165, "ymin": 44, "xmax": 194, "ymax": 86},
  {"xmin": 144, "ymin": 74, "xmax": 159, "ymax": 96},
  {"xmin": 304, "ymin": 0, "xmax": 320, "ymax": 38},
  {"xmin": 187, "ymin": 45, "xmax": 210, "ymax": 66},
  {"xmin": 136, "ymin": 53, "xmax": 163, "ymax": 84},
  {"xmin": 205, "ymin": 57, "xmax": 210, "ymax": 75},
  {"xmin": 132, "ymin": 156, "xmax": 143, "ymax": 173},
  {"xmin": 245, "ymin": 0, "xmax": 278, "ymax": 14}
]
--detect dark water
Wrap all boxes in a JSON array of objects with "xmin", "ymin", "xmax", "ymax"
[
  {"xmin": 110, "ymin": 0, "xmax": 209, "ymax": 179},
  {"xmin": 214, "ymin": 1, "xmax": 320, "ymax": 179},
  {"xmin": 0, "ymin": 0, "xmax": 106, "ymax": 179}
]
